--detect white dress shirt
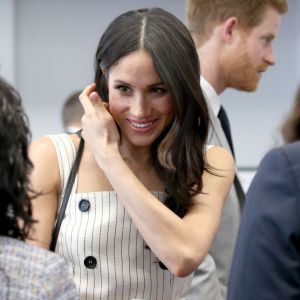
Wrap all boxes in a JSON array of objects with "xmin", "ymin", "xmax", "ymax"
[{"xmin": 200, "ymin": 76, "xmax": 221, "ymax": 117}]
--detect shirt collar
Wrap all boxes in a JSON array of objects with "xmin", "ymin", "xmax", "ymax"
[{"xmin": 200, "ymin": 76, "xmax": 221, "ymax": 117}]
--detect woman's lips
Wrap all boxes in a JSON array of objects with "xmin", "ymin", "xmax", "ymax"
[{"xmin": 127, "ymin": 119, "xmax": 157, "ymax": 132}]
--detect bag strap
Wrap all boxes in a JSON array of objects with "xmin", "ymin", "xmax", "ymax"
[
  {"xmin": 234, "ymin": 174, "xmax": 245, "ymax": 211},
  {"xmin": 50, "ymin": 130, "xmax": 84, "ymax": 251}
]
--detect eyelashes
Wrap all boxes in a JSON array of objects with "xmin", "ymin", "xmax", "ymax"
[
  {"xmin": 115, "ymin": 85, "xmax": 130, "ymax": 94},
  {"xmin": 114, "ymin": 85, "xmax": 168, "ymax": 96}
]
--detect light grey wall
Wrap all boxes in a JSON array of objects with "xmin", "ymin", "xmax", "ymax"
[
  {"xmin": 0, "ymin": 0, "xmax": 15, "ymax": 85},
  {"xmin": 12, "ymin": 0, "xmax": 300, "ymax": 167}
]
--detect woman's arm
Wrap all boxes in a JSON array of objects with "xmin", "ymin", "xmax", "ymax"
[
  {"xmin": 27, "ymin": 137, "xmax": 60, "ymax": 249},
  {"xmin": 96, "ymin": 146, "xmax": 234, "ymax": 277},
  {"xmin": 80, "ymin": 84, "xmax": 235, "ymax": 277}
]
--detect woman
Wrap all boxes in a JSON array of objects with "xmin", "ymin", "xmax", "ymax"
[
  {"xmin": 0, "ymin": 77, "xmax": 78, "ymax": 300},
  {"xmin": 29, "ymin": 8, "xmax": 234, "ymax": 299}
]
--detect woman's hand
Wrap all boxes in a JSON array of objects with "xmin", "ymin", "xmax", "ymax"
[{"xmin": 79, "ymin": 83, "xmax": 120, "ymax": 160}]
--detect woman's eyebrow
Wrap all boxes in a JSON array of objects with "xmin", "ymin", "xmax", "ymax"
[
  {"xmin": 113, "ymin": 79, "xmax": 165, "ymax": 88},
  {"xmin": 148, "ymin": 82, "xmax": 165, "ymax": 87},
  {"xmin": 113, "ymin": 79, "xmax": 133, "ymax": 87}
]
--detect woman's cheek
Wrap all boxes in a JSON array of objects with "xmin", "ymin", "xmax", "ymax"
[
  {"xmin": 108, "ymin": 100, "xmax": 124, "ymax": 125},
  {"xmin": 160, "ymin": 97, "xmax": 176, "ymax": 117}
]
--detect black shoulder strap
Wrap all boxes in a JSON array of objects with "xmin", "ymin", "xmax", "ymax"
[
  {"xmin": 50, "ymin": 130, "xmax": 84, "ymax": 251},
  {"xmin": 234, "ymin": 174, "xmax": 245, "ymax": 211}
]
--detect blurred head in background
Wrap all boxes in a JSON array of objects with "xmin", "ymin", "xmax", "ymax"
[{"xmin": 62, "ymin": 90, "xmax": 84, "ymax": 133}]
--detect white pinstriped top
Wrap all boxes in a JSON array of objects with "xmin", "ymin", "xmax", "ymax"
[{"xmin": 48, "ymin": 134, "xmax": 194, "ymax": 300}]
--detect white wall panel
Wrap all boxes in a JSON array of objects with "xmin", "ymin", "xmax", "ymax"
[{"xmin": 0, "ymin": 0, "xmax": 15, "ymax": 85}]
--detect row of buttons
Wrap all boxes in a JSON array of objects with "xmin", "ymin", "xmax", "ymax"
[
  {"xmin": 78, "ymin": 199, "xmax": 97, "ymax": 269},
  {"xmin": 79, "ymin": 199, "xmax": 96, "ymax": 269},
  {"xmin": 80, "ymin": 199, "xmax": 96, "ymax": 268},
  {"xmin": 80, "ymin": 198, "xmax": 167, "ymax": 271}
]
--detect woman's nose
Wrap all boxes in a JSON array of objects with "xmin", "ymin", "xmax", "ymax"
[{"xmin": 130, "ymin": 95, "xmax": 151, "ymax": 118}]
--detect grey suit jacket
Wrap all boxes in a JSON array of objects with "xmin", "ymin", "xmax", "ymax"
[
  {"xmin": 0, "ymin": 237, "xmax": 79, "ymax": 300},
  {"xmin": 186, "ymin": 103, "xmax": 244, "ymax": 300}
]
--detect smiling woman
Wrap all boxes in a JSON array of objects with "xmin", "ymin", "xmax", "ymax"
[
  {"xmin": 107, "ymin": 50, "xmax": 175, "ymax": 148},
  {"xmin": 28, "ymin": 7, "xmax": 234, "ymax": 299}
]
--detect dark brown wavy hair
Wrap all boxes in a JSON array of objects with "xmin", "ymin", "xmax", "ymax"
[
  {"xmin": 0, "ymin": 77, "xmax": 35, "ymax": 240},
  {"xmin": 94, "ymin": 8, "xmax": 214, "ymax": 217}
]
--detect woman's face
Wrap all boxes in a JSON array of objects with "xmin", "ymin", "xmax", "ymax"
[{"xmin": 107, "ymin": 49, "xmax": 175, "ymax": 148}]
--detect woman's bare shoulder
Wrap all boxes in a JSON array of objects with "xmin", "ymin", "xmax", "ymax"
[{"xmin": 206, "ymin": 145, "xmax": 235, "ymax": 171}]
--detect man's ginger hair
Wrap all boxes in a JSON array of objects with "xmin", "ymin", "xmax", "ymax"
[{"xmin": 186, "ymin": 0, "xmax": 288, "ymax": 47}]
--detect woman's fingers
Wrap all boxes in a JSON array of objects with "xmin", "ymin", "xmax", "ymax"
[
  {"xmin": 89, "ymin": 91, "xmax": 104, "ymax": 109},
  {"xmin": 79, "ymin": 84, "xmax": 107, "ymax": 113},
  {"xmin": 79, "ymin": 83, "xmax": 97, "ymax": 113}
]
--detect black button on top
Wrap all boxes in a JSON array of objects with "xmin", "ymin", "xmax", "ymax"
[
  {"xmin": 84, "ymin": 256, "xmax": 97, "ymax": 269},
  {"xmin": 79, "ymin": 199, "xmax": 90, "ymax": 212}
]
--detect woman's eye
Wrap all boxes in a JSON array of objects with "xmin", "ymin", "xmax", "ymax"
[
  {"xmin": 150, "ymin": 87, "xmax": 167, "ymax": 95},
  {"xmin": 116, "ymin": 85, "xmax": 130, "ymax": 93}
]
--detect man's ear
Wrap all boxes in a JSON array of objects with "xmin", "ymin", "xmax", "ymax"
[{"xmin": 221, "ymin": 17, "xmax": 239, "ymax": 43}]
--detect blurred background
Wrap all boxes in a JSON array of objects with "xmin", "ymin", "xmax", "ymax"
[{"xmin": 0, "ymin": 0, "xmax": 299, "ymax": 189}]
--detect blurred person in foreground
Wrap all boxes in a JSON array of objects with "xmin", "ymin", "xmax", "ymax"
[
  {"xmin": 228, "ymin": 140, "xmax": 300, "ymax": 299},
  {"xmin": 0, "ymin": 77, "xmax": 78, "ymax": 300}
]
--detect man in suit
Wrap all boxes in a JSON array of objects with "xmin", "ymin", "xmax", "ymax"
[
  {"xmin": 228, "ymin": 141, "xmax": 300, "ymax": 299},
  {"xmin": 185, "ymin": 1, "xmax": 288, "ymax": 299}
]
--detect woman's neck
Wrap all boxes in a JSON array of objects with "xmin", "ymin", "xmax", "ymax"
[{"xmin": 119, "ymin": 141, "xmax": 153, "ymax": 167}]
